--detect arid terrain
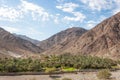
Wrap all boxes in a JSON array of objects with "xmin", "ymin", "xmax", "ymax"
[
  {"xmin": 0, "ymin": 1, "xmax": 120, "ymax": 80},
  {"xmin": 0, "ymin": 70, "xmax": 120, "ymax": 80}
]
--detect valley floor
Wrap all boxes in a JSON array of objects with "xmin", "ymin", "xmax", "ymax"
[{"xmin": 0, "ymin": 70, "xmax": 120, "ymax": 80}]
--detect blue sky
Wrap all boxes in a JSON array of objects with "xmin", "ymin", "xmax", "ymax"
[{"xmin": 0, "ymin": 0, "xmax": 120, "ymax": 41}]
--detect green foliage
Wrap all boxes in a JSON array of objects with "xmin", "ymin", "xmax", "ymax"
[
  {"xmin": 0, "ymin": 54, "xmax": 117, "ymax": 72},
  {"xmin": 0, "ymin": 58, "xmax": 42, "ymax": 72},
  {"xmin": 0, "ymin": 63, "xmax": 4, "ymax": 72},
  {"xmin": 45, "ymin": 67, "xmax": 57, "ymax": 73},
  {"xmin": 111, "ymin": 65, "xmax": 120, "ymax": 69},
  {"xmin": 97, "ymin": 69, "xmax": 111, "ymax": 80},
  {"xmin": 62, "ymin": 67, "xmax": 76, "ymax": 72},
  {"xmin": 117, "ymin": 60, "xmax": 120, "ymax": 64}
]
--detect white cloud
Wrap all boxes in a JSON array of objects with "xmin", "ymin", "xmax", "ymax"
[
  {"xmin": 99, "ymin": 16, "xmax": 107, "ymax": 22},
  {"xmin": 0, "ymin": 6, "xmax": 23, "ymax": 21},
  {"xmin": 20, "ymin": 0, "xmax": 49, "ymax": 21},
  {"xmin": 0, "ymin": 0, "xmax": 50, "ymax": 21},
  {"xmin": 113, "ymin": 0, "xmax": 120, "ymax": 6},
  {"xmin": 86, "ymin": 16, "xmax": 107, "ymax": 29},
  {"xmin": 80, "ymin": 0, "xmax": 113, "ymax": 11},
  {"xmin": 86, "ymin": 21, "xmax": 96, "ymax": 29},
  {"xmin": 112, "ymin": 0, "xmax": 120, "ymax": 14},
  {"xmin": 57, "ymin": 0, "xmax": 64, "ymax": 3},
  {"xmin": 79, "ymin": 0, "xmax": 120, "ymax": 14},
  {"xmin": 56, "ymin": 2, "xmax": 86, "ymax": 22},
  {"xmin": 54, "ymin": 16, "xmax": 59, "ymax": 24},
  {"xmin": 64, "ymin": 12, "xmax": 86, "ymax": 22},
  {"xmin": 1, "ymin": 26, "xmax": 20, "ymax": 33},
  {"xmin": 53, "ymin": 14, "xmax": 60, "ymax": 24},
  {"xmin": 56, "ymin": 2, "xmax": 79, "ymax": 13},
  {"xmin": 27, "ymin": 28, "xmax": 43, "ymax": 35},
  {"xmin": 113, "ymin": 8, "xmax": 120, "ymax": 14},
  {"xmin": 68, "ymin": 24, "xmax": 74, "ymax": 28}
]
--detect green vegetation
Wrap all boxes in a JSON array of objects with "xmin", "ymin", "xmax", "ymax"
[
  {"xmin": 0, "ymin": 53, "xmax": 117, "ymax": 72},
  {"xmin": 45, "ymin": 67, "xmax": 57, "ymax": 73},
  {"xmin": 0, "ymin": 58, "xmax": 42, "ymax": 72},
  {"xmin": 62, "ymin": 67, "xmax": 76, "ymax": 72},
  {"xmin": 97, "ymin": 69, "xmax": 111, "ymax": 80}
]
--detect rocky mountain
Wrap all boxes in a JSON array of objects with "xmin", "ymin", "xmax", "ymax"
[
  {"xmin": 13, "ymin": 34, "xmax": 39, "ymax": 45},
  {"xmin": 1, "ymin": 12, "xmax": 120, "ymax": 59},
  {"xmin": 38, "ymin": 27, "xmax": 87, "ymax": 50},
  {"xmin": 0, "ymin": 27, "xmax": 43, "ymax": 58},
  {"xmin": 42, "ymin": 12, "xmax": 120, "ymax": 59}
]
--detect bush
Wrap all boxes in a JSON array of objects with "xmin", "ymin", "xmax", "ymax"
[
  {"xmin": 45, "ymin": 67, "xmax": 57, "ymax": 73},
  {"xmin": 97, "ymin": 69, "xmax": 111, "ymax": 80},
  {"xmin": 62, "ymin": 67, "xmax": 76, "ymax": 72}
]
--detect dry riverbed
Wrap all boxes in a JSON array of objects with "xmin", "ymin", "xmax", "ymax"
[{"xmin": 0, "ymin": 70, "xmax": 120, "ymax": 80}]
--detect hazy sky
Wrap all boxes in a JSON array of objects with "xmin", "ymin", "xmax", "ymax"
[{"xmin": 0, "ymin": 0, "xmax": 120, "ymax": 40}]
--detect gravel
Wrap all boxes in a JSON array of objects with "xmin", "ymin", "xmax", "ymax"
[{"xmin": 0, "ymin": 70, "xmax": 120, "ymax": 80}]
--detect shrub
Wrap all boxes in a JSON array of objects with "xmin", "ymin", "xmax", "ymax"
[
  {"xmin": 45, "ymin": 67, "xmax": 57, "ymax": 73},
  {"xmin": 62, "ymin": 67, "xmax": 76, "ymax": 72},
  {"xmin": 97, "ymin": 69, "xmax": 111, "ymax": 80}
]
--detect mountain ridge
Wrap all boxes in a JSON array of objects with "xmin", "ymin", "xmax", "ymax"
[
  {"xmin": 41, "ymin": 12, "xmax": 120, "ymax": 59},
  {"xmin": 13, "ymin": 33, "xmax": 40, "ymax": 45},
  {"xmin": 38, "ymin": 27, "xmax": 87, "ymax": 51},
  {"xmin": 0, "ymin": 27, "xmax": 43, "ymax": 58},
  {"xmin": 1, "ymin": 12, "xmax": 120, "ymax": 59}
]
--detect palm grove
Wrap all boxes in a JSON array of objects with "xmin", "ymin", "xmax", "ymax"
[{"xmin": 0, "ymin": 53, "xmax": 118, "ymax": 72}]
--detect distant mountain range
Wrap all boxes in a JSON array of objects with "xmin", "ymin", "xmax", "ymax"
[
  {"xmin": 0, "ymin": 12, "xmax": 120, "ymax": 59},
  {"xmin": 13, "ymin": 33, "xmax": 39, "ymax": 45}
]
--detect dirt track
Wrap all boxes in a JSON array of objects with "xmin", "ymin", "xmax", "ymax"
[{"xmin": 0, "ymin": 70, "xmax": 120, "ymax": 80}]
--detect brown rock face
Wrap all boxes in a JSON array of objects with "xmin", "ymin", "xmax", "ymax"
[
  {"xmin": 38, "ymin": 27, "xmax": 87, "ymax": 51},
  {"xmin": 42, "ymin": 12, "xmax": 120, "ymax": 59},
  {"xmin": 0, "ymin": 27, "xmax": 43, "ymax": 58},
  {"xmin": 74, "ymin": 12, "xmax": 120, "ymax": 59}
]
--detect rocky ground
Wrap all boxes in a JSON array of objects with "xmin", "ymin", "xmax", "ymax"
[{"xmin": 0, "ymin": 70, "xmax": 120, "ymax": 80}]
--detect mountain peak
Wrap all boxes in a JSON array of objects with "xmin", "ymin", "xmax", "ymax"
[
  {"xmin": 67, "ymin": 27, "xmax": 85, "ymax": 29},
  {"xmin": 38, "ymin": 27, "xmax": 87, "ymax": 50}
]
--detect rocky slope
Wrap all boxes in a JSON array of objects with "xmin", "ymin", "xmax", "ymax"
[
  {"xmin": 38, "ymin": 27, "xmax": 87, "ymax": 50},
  {"xmin": 0, "ymin": 27, "xmax": 43, "ymax": 58},
  {"xmin": 42, "ymin": 12, "xmax": 120, "ymax": 59}
]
